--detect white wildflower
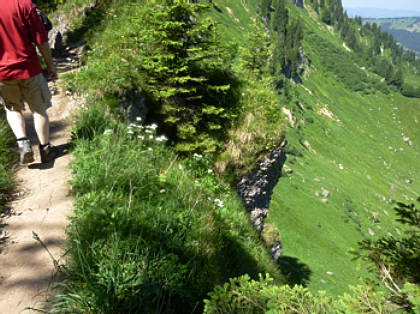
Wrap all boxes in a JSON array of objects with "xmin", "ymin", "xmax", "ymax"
[
  {"xmin": 148, "ymin": 147, "xmax": 153, "ymax": 151},
  {"xmin": 137, "ymin": 135, "xmax": 145, "ymax": 140},
  {"xmin": 149, "ymin": 135, "xmax": 154, "ymax": 140},
  {"xmin": 194, "ymin": 180, "xmax": 200, "ymax": 187},
  {"xmin": 103, "ymin": 129, "xmax": 113, "ymax": 135},
  {"xmin": 207, "ymin": 169, "xmax": 213, "ymax": 174},
  {"xmin": 136, "ymin": 116, "xmax": 142, "ymax": 122},
  {"xmin": 214, "ymin": 198, "xmax": 224, "ymax": 208},
  {"xmin": 155, "ymin": 135, "xmax": 168, "ymax": 142},
  {"xmin": 129, "ymin": 123, "xmax": 137, "ymax": 128},
  {"xmin": 148, "ymin": 123, "xmax": 158, "ymax": 130},
  {"xmin": 127, "ymin": 130, "xmax": 134, "ymax": 135},
  {"xmin": 178, "ymin": 164, "xmax": 183, "ymax": 170},
  {"xmin": 145, "ymin": 129, "xmax": 153, "ymax": 134},
  {"xmin": 193, "ymin": 153, "xmax": 202, "ymax": 159}
]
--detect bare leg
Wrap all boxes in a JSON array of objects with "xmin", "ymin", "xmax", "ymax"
[
  {"xmin": 33, "ymin": 109, "xmax": 50, "ymax": 145},
  {"xmin": 5, "ymin": 108, "xmax": 27, "ymax": 139}
]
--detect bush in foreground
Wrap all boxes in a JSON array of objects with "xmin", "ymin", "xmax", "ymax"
[{"xmin": 204, "ymin": 274, "xmax": 395, "ymax": 313}]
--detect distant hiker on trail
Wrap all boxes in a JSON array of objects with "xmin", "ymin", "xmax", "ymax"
[{"xmin": 0, "ymin": 0, "xmax": 57, "ymax": 164}]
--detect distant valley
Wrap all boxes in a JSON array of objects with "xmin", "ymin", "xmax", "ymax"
[{"xmin": 364, "ymin": 17, "xmax": 420, "ymax": 55}]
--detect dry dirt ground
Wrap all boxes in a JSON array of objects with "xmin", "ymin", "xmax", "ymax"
[{"xmin": 0, "ymin": 59, "xmax": 79, "ymax": 312}]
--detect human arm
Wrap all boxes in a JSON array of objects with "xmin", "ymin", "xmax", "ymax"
[
  {"xmin": 37, "ymin": 42, "xmax": 57, "ymax": 80},
  {"xmin": 24, "ymin": 0, "xmax": 57, "ymax": 80}
]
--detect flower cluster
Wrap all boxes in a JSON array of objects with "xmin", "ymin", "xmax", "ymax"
[
  {"xmin": 125, "ymin": 117, "xmax": 168, "ymax": 144},
  {"xmin": 214, "ymin": 198, "xmax": 224, "ymax": 208}
]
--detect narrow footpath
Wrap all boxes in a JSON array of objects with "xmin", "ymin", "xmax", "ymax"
[{"xmin": 0, "ymin": 56, "xmax": 79, "ymax": 313}]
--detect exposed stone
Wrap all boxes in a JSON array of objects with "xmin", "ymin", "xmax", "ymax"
[
  {"xmin": 284, "ymin": 165, "xmax": 293, "ymax": 174},
  {"xmin": 237, "ymin": 140, "xmax": 287, "ymax": 233},
  {"xmin": 321, "ymin": 187, "xmax": 330, "ymax": 198},
  {"xmin": 282, "ymin": 107, "xmax": 297, "ymax": 128},
  {"xmin": 49, "ymin": 14, "xmax": 70, "ymax": 52},
  {"xmin": 121, "ymin": 90, "xmax": 148, "ymax": 123},
  {"xmin": 270, "ymin": 242, "xmax": 283, "ymax": 260}
]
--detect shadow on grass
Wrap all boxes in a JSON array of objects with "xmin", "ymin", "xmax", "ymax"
[
  {"xmin": 278, "ymin": 256, "xmax": 312, "ymax": 287},
  {"xmin": 61, "ymin": 205, "xmax": 277, "ymax": 313}
]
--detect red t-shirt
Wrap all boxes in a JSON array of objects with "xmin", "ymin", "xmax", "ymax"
[{"xmin": 0, "ymin": 0, "xmax": 48, "ymax": 81}]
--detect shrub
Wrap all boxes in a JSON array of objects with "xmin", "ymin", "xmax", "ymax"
[
  {"xmin": 0, "ymin": 112, "xmax": 16, "ymax": 214},
  {"xmin": 204, "ymin": 274, "xmax": 335, "ymax": 313},
  {"xmin": 401, "ymin": 83, "xmax": 420, "ymax": 98},
  {"xmin": 70, "ymin": 0, "xmax": 238, "ymax": 154},
  {"xmin": 215, "ymin": 22, "xmax": 286, "ymax": 181},
  {"xmin": 204, "ymin": 275, "xmax": 396, "ymax": 313},
  {"xmin": 355, "ymin": 197, "xmax": 420, "ymax": 311}
]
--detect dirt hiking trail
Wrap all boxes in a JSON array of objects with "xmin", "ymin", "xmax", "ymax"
[{"xmin": 0, "ymin": 54, "xmax": 80, "ymax": 313}]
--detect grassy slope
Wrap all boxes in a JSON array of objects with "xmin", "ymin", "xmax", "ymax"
[
  {"xmin": 0, "ymin": 113, "xmax": 16, "ymax": 214},
  {"xmin": 206, "ymin": 0, "xmax": 259, "ymax": 40},
  {"xmin": 268, "ymin": 5, "xmax": 420, "ymax": 295}
]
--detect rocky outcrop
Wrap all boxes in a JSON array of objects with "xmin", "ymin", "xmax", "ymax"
[
  {"xmin": 237, "ymin": 140, "xmax": 287, "ymax": 259},
  {"xmin": 121, "ymin": 90, "xmax": 148, "ymax": 123},
  {"xmin": 49, "ymin": 14, "xmax": 69, "ymax": 52}
]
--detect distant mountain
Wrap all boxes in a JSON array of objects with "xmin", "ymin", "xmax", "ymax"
[
  {"xmin": 364, "ymin": 17, "xmax": 420, "ymax": 55},
  {"xmin": 345, "ymin": 7, "xmax": 420, "ymax": 19}
]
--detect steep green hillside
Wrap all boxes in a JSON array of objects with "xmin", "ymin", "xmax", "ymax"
[
  {"xmin": 164, "ymin": 0, "xmax": 420, "ymax": 298},
  {"xmin": 365, "ymin": 17, "xmax": 420, "ymax": 55},
  {"xmin": 42, "ymin": 0, "xmax": 420, "ymax": 311},
  {"xmin": 266, "ymin": 4, "xmax": 420, "ymax": 295}
]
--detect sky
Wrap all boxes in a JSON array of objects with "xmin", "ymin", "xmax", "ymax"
[{"xmin": 341, "ymin": 0, "xmax": 420, "ymax": 11}]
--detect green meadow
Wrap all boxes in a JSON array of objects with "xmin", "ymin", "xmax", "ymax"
[{"xmin": 267, "ymin": 5, "xmax": 420, "ymax": 295}]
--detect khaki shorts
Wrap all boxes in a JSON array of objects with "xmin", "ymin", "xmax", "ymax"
[{"xmin": 0, "ymin": 73, "xmax": 52, "ymax": 113}]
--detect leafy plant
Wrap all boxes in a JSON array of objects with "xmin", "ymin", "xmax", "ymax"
[
  {"xmin": 204, "ymin": 274, "xmax": 335, "ymax": 313},
  {"xmin": 355, "ymin": 197, "xmax": 420, "ymax": 311},
  {"xmin": 0, "ymin": 112, "xmax": 17, "ymax": 215}
]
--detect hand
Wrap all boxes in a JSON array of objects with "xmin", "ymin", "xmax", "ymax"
[{"xmin": 47, "ymin": 64, "xmax": 58, "ymax": 81}]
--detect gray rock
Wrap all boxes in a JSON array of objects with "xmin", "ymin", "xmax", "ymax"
[
  {"xmin": 237, "ymin": 140, "xmax": 287, "ymax": 233},
  {"xmin": 270, "ymin": 241, "xmax": 283, "ymax": 260},
  {"xmin": 49, "ymin": 14, "xmax": 70, "ymax": 51},
  {"xmin": 121, "ymin": 90, "xmax": 148, "ymax": 123}
]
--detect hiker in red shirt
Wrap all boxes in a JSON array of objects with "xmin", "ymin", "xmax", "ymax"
[{"xmin": 0, "ymin": 0, "xmax": 57, "ymax": 164}]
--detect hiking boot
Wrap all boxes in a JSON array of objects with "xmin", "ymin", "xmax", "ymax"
[
  {"xmin": 39, "ymin": 143, "xmax": 57, "ymax": 163},
  {"xmin": 17, "ymin": 139, "xmax": 34, "ymax": 164}
]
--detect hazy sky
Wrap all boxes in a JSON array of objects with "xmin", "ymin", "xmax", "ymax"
[{"xmin": 342, "ymin": 0, "xmax": 420, "ymax": 11}]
